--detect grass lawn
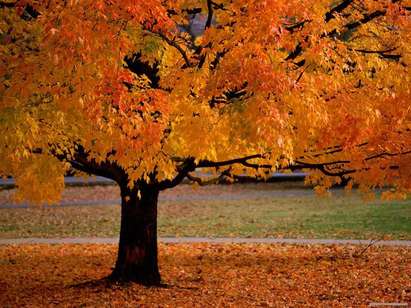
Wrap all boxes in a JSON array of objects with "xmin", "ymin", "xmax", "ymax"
[
  {"xmin": 1, "ymin": 244, "xmax": 410, "ymax": 306},
  {"xmin": 0, "ymin": 185, "xmax": 410, "ymax": 239}
]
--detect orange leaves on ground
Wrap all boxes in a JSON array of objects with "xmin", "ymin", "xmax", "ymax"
[{"xmin": 0, "ymin": 244, "xmax": 410, "ymax": 307}]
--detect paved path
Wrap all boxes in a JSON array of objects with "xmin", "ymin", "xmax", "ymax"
[
  {"xmin": 1, "ymin": 182, "xmax": 354, "ymax": 209},
  {"xmin": 0, "ymin": 176, "xmax": 116, "ymax": 189},
  {"xmin": 0, "ymin": 188, "xmax": 316, "ymax": 208},
  {"xmin": 1, "ymin": 237, "xmax": 410, "ymax": 246},
  {"xmin": 0, "ymin": 173, "xmax": 307, "ymax": 189},
  {"xmin": 0, "ymin": 184, "xmax": 319, "ymax": 209},
  {"xmin": 0, "ymin": 199, "xmax": 121, "ymax": 209}
]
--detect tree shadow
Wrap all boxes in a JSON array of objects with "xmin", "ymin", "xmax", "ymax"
[
  {"xmin": 69, "ymin": 276, "xmax": 173, "ymax": 290},
  {"xmin": 69, "ymin": 277, "xmax": 121, "ymax": 289},
  {"xmin": 162, "ymin": 283, "xmax": 200, "ymax": 290}
]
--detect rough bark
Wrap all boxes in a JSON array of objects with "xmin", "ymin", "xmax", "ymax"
[{"xmin": 109, "ymin": 182, "xmax": 161, "ymax": 285}]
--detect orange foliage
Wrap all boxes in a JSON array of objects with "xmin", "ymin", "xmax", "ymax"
[{"xmin": 0, "ymin": 1, "xmax": 410, "ymax": 199}]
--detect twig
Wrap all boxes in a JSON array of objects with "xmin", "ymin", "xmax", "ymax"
[{"xmin": 353, "ymin": 235, "xmax": 385, "ymax": 258}]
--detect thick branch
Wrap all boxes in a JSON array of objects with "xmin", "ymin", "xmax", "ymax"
[
  {"xmin": 285, "ymin": 42, "xmax": 302, "ymax": 61},
  {"xmin": 0, "ymin": 1, "xmax": 16, "ymax": 8},
  {"xmin": 205, "ymin": 0, "xmax": 213, "ymax": 29},
  {"xmin": 352, "ymin": 47, "xmax": 401, "ymax": 60},
  {"xmin": 241, "ymin": 160, "xmax": 272, "ymax": 169},
  {"xmin": 125, "ymin": 54, "xmax": 161, "ymax": 89},
  {"xmin": 346, "ymin": 10, "xmax": 386, "ymax": 31},
  {"xmin": 294, "ymin": 160, "xmax": 355, "ymax": 177},
  {"xmin": 353, "ymin": 47, "xmax": 397, "ymax": 54},
  {"xmin": 365, "ymin": 150, "xmax": 411, "ymax": 161},
  {"xmin": 50, "ymin": 144, "xmax": 125, "ymax": 183},
  {"xmin": 65, "ymin": 159, "xmax": 112, "ymax": 179},
  {"xmin": 196, "ymin": 149, "xmax": 358, "ymax": 178},
  {"xmin": 284, "ymin": 20, "xmax": 310, "ymax": 32},
  {"xmin": 197, "ymin": 154, "xmax": 265, "ymax": 168},
  {"xmin": 157, "ymin": 159, "xmax": 196, "ymax": 190},
  {"xmin": 186, "ymin": 172, "xmax": 222, "ymax": 186},
  {"xmin": 288, "ymin": 8, "xmax": 389, "ymax": 61},
  {"xmin": 324, "ymin": 0, "xmax": 354, "ymax": 22},
  {"xmin": 297, "ymin": 142, "xmax": 369, "ymax": 161},
  {"xmin": 209, "ymin": 49, "xmax": 228, "ymax": 70}
]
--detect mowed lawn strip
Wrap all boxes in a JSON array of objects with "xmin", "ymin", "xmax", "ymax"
[
  {"xmin": 1, "ymin": 193, "xmax": 410, "ymax": 240},
  {"xmin": 0, "ymin": 244, "xmax": 410, "ymax": 307}
]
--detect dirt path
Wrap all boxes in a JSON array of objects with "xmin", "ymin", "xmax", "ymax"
[{"xmin": 1, "ymin": 237, "xmax": 410, "ymax": 246}]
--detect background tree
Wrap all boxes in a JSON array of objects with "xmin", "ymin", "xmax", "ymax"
[{"xmin": 1, "ymin": 0, "xmax": 410, "ymax": 285}]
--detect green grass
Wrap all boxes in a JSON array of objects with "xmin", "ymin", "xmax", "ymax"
[
  {"xmin": 157, "ymin": 196, "xmax": 411, "ymax": 239},
  {"xmin": 0, "ymin": 192, "xmax": 410, "ymax": 240}
]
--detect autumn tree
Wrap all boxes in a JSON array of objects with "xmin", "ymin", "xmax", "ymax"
[{"xmin": 1, "ymin": 0, "xmax": 410, "ymax": 285}]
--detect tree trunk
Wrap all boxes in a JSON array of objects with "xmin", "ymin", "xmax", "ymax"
[{"xmin": 109, "ymin": 183, "xmax": 161, "ymax": 285}]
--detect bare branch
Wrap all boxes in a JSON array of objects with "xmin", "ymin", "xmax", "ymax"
[
  {"xmin": 240, "ymin": 160, "xmax": 272, "ymax": 170},
  {"xmin": 365, "ymin": 150, "xmax": 411, "ymax": 161},
  {"xmin": 284, "ymin": 20, "xmax": 310, "ymax": 32},
  {"xmin": 197, "ymin": 154, "xmax": 266, "ymax": 168},
  {"xmin": 352, "ymin": 47, "xmax": 397, "ymax": 54},
  {"xmin": 297, "ymin": 142, "xmax": 368, "ymax": 160},
  {"xmin": 163, "ymin": 147, "xmax": 411, "ymax": 187},
  {"xmin": 155, "ymin": 32, "xmax": 192, "ymax": 68},
  {"xmin": 186, "ymin": 173, "xmax": 221, "ymax": 186},
  {"xmin": 351, "ymin": 47, "xmax": 401, "ymax": 60},
  {"xmin": 294, "ymin": 160, "xmax": 355, "ymax": 177},
  {"xmin": 295, "ymin": 64, "xmax": 312, "ymax": 84},
  {"xmin": 288, "ymin": 7, "xmax": 390, "ymax": 61}
]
